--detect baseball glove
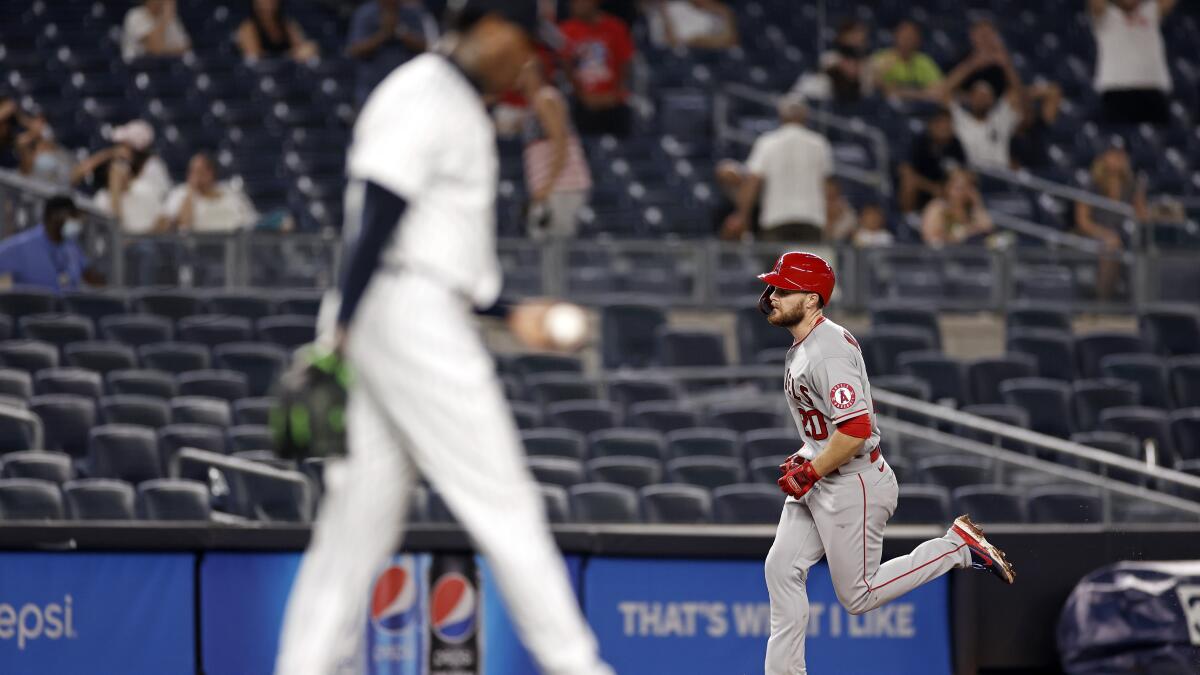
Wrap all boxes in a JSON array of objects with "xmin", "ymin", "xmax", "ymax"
[{"xmin": 271, "ymin": 346, "xmax": 350, "ymax": 460}]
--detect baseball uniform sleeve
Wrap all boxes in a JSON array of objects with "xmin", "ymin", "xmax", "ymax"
[
  {"xmin": 348, "ymin": 103, "xmax": 441, "ymax": 201},
  {"xmin": 811, "ymin": 356, "xmax": 870, "ymax": 424}
]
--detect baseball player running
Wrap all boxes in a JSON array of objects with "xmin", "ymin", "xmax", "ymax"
[
  {"xmin": 274, "ymin": 3, "xmax": 612, "ymax": 674},
  {"xmin": 758, "ymin": 252, "xmax": 1014, "ymax": 675}
]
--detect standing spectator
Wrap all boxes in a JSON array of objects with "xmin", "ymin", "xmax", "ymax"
[
  {"xmin": 921, "ymin": 169, "xmax": 994, "ymax": 247},
  {"xmin": 723, "ymin": 95, "xmax": 833, "ymax": 243},
  {"xmin": 824, "ymin": 179, "xmax": 857, "ymax": 242},
  {"xmin": 951, "ymin": 19, "xmax": 1009, "ymax": 97},
  {"xmin": 793, "ymin": 18, "xmax": 874, "ymax": 102},
  {"xmin": 0, "ymin": 196, "xmax": 103, "ymax": 293},
  {"xmin": 520, "ymin": 60, "xmax": 592, "ymax": 240},
  {"xmin": 1010, "ymin": 82, "xmax": 1063, "ymax": 170},
  {"xmin": 852, "ymin": 203, "xmax": 895, "ymax": 248},
  {"xmin": 157, "ymin": 152, "xmax": 258, "ymax": 233},
  {"xmin": 121, "ymin": 0, "xmax": 191, "ymax": 62},
  {"xmin": 559, "ymin": 0, "xmax": 635, "ymax": 136},
  {"xmin": 346, "ymin": 0, "xmax": 439, "ymax": 107},
  {"xmin": 77, "ymin": 120, "xmax": 173, "ymax": 236},
  {"xmin": 1074, "ymin": 147, "xmax": 1146, "ymax": 298},
  {"xmin": 1088, "ymin": 0, "xmax": 1176, "ymax": 125},
  {"xmin": 648, "ymin": 0, "xmax": 738, "ymax": 51},
  {"xmin": 237, "ymin": 0, "xmax": 320, "ymax": 63},
  {"xmin": 899, "ymin": 108, "xmax": 967, "ymax": 213},
  {"xmin": 14, "ymin": 115, "xmax": 74, "ymax": 187},
  {"xmin": 942, "ymin": 45, "xmax": 1024, "ymax": 170},
  {"xmin": 871, "ymin": 20, "xmax": 943, "ymax": 100},
  {"xmin": 0, "ymin": 97, "xmax": 23, "ymax": 169}
]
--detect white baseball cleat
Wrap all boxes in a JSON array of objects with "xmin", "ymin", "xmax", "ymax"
[{"xmin": 952, "ymin": 514, "xmax": 1016, "ymax": 585}]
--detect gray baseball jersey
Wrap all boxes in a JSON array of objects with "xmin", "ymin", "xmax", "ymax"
[{"xmin": 783, "ymin": 316, "xmax": 880, "ymax": 460}]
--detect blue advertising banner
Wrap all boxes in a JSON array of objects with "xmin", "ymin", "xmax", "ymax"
[
  {"xmin": 201, "ymin": 552, "xmax": 303, "ymax": 675},
  {"xmin": 0, "ymin": 552, "xmax": 194, "ymax": 675},
  {"xmin": 584, "ymin": 558, "xmax": 951, "ymax": 675},
  {"xmin": 480, "ymin": 555, "xmax": 583, "ymax": 675}
]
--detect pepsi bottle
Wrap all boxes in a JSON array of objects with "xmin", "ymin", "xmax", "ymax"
[
  {"xmin": 366, "ymin": 554, "xmax": 428, "ymax": 675},
  {"xmin": 427, "ymin": 554, "xmax": 481, "ymax": 675}
]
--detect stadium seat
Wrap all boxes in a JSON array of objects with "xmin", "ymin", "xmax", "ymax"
[
  {"xmin": 872, "ymin": 375, "xmax": 931, "ymax": 402},
  {"xmin": 586, "ymin": 428, "xmax": 665, "ymax": 460},
  {"xmin": 0, "ymin": 317, "xmax": 12, "ymax": 342},
  {"xmin": 1071, "ymin": 379, "xmax": 1140, "ymax": 433},
  {"xmin": 300, "ymin": 457, "xmax": 327, "ymax": 497},
  {"xmin": 870, "ymin": 304, "xmax": 942, "ymax": 349},
  {"xmin": 0, "ymin": 478, "xmax": 63, "ymax": 520},
  {"xmin": 276, "ymin": 291, "xmax": 323, "ymax": 318},
  {"xmin": 228, "ymin": 425, "xmax": 274, "ymax": 453},
  {"xmin": 100, "ymin": 314, "xmax": 175, "ymax": 346},
  {"xmin": 898, "ymin": 351, "xmax": 966, "ymax": 405},
  {"xmin": 1, "ymin": 451, "xmax": 71, "ymax": 484},
  {"xmin": 510, "ymin": 402, "xmax": 541, "ymax": 430},
  {"xmin": 1169, "ymin": 410, "xmax": 1200, "ymax": 464},
  {"xmin": 741, "ymin": 429, "xmax": 797, "ymax": 463},
  {"xmin": 628, "ymin": 401, "xmax": 699, "ymax": 432},
  {"xmin": 138, "ymin": 479, "xmax": 212, "ymax": 521},
  {"xmin": 1139, "ymin": 304, "xmax": 1200, "ymax": 357},
  {"xmin": 640, "ymin": 484, "xmax": 713, "ymax": 523},
  {"xmin": 234, "ymin": 397, "xmax": 277, "ymax": 426},
  {"xmin": 19, "ymin": 314, "xmax": 94, "ymax": 348},
  {"xmin": 213, "ymin": 343, "xmax": 288, "ymax": 396},
  {"xmin": 178, "ymin": 370, "xmax": 250, "ymax": 402},
  {"xmin": 539, "ymin": 484, "xmax": 571, "ymax": 523},
  {"xmin": 1100, "ymin": 407, "xmax": 1175, "ymax": 466},
  {"xmin": 586, "ymin": 456, "xmax": 663, "ymax": 489},
  {"xmin": 134, "ymin": 291, "xmax": 204, "ymax": 321},
  {"xmin": 170, "ymin": 396, "xmax": 232, "ymax": 428},
  {"xmin": 666, "ymin": 428, "xmax": 739, "ymax": 459},
  {"xmin": 952, "ymin": 486, "xmax": 1025, "ymax": 523},
  {"xmin": 507, "ymin": 354, "xmax": 583, "ymax": 378},
  {"xmin": 159, "ymin": 424, "xmax": 227, "ymax": 468},
  {"xmin": 64, "ymin": 341, "xmax": 138, "ymax": 374},
  {"xmin": 425, "ymin": 490, "xmax": 454, "ymax": 523},
  {"xmin": 89, "ymin": 425, "xmax": 163, "ymax": 484},
  {"xmin": 713, "ymin": 484, "xmax": 784, "ymax": 524},
  {"xmin": 0, "ymin": 289, "xmax": 58, "ymax": 328},
  {"xmin": 864, "ymin": 326, "xmax": 935, "ymax": 376},
  {"xmin": 138, "ymin": 342, "xmax": 210, "ymax": 375},
  {"xmin": 546, "ymin": 400, "xmax": 617, "ymax": 434},
  {"xmin": 1000, "ymin": 378, "xmax": 1073, "ymax": 438},
  {"xmin": 207, "ymin": 292, "xmax": 275, "ymax": 319},
  {"xmin": 527, "ymin": 456, "xmax": 585, "ymax": 488},
  {"xmin": 607, "ymin": 377, "xmax": 680, "ymax": 420},
  {"xmin": 34, "ymin": 368, "xmax": 103, "ymax": 399},
  {"xmin": 568, "ymin": 483, "xmax": 640, "ymax": 523},
  {"xmin": 0, "ymin": 402, "xmax": 41, "ymax": 454},
  {"xmin": 256, "ymin": 315, "xmax": 316, "ymax": 349},
  {"xmin": 520, "ymin": 428, "xmax": 587, "ymax": 460},
  {"xmin": 99, "ymin": 394, "xmax": 171, "ymax": 429},
  {"xmin": 1007, "ymin": 329, "xmax": 1076, "ymax": 381},
  {"xmin": 1169, "ymin": 357, "xmax": 1200, "ymax": 408},
  {"xmin": 0, "ymin": 340, "xmax": 59, "ymax": 373},
  {"xmin": 30, "ymin": 394, "xmax": 95, "ymax": 460},
  {"xmin": 657, "ymin": 328, "xmax": 728, "ymax": 367},
  {"xmin": 63, "ymin": 479, "xmax": 136, "ymax": 520},
  {"xmin": 1070, "ymin": 431, "xmax": 1143, "ymax": 462},
  {"xmin": 706, "ymin": 402, "xmax": 780, "ymax": 433},
  {"xmin": 1006, "ymin": 306, "xmax": 1071, "ymax": 333},
  {"xmin": 666, "ymin": 456, "xmax": 744, "ymax": 489},
  {"xmin": 916, "ymin": 456, "xmax": 994, "ymax": 491},
  {"xmin": 965, "ymin": 354, "xmax": 1038, "ymax": 405},
  {"xmin": 526, "ymin": 374, "xmax": 601, "ymax": 406},
  {"xmin": 1026, "ymin": 485, "xmax": 1103, "ymax": 524},
  {"xmin": 1074, "ymin": 333, "xmax": 1147, "ymax": 379},
  {"xmin": 1100, "ymin": 354, "xmax": 1173, "ymax": 409},
  {"xmin": 0, "ymin": 370, "xmax": 32, "ymax": 400},
  {"xmin": 178, "ymin": 315, "xmax": 254, "ymax": 347},
  {"xmin": 61, "ymin": 292, "xmax": 129, "ymax": 326},
  {"xmin": 736, "ymin": 306, "xmax": 794, "ymax": 364},
  {"xmin": 232, "ymin": 450, "xmax": 295, "ymax": 471},
  {"xmin": 232, "ymin": 466, "xmax": 313, "ymax": 522},
  {"xmin": 890, "ymin": 485, "xmax": 951, "ymax": 524},
  {"xmin": 600, "ymin": 303, "xmax": 667, "ymax": 368}
]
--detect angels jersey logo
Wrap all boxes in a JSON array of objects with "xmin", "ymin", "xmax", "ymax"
[{"xmin": 830, "ymin": 383, "xmax": 857, "ymax": 410}]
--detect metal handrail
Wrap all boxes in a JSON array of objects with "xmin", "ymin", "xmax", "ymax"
[
  {"xmin": 988, "ymin": 211, "xmax": 1104, "ymax": 253},
  {"xmin": 974, "ymin": 165, "xmax": 1137, "ymax": 219}
]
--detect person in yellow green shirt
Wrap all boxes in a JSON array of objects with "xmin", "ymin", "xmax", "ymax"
[{"xmin": 871, "ymin": 20, "xmax": 943, "ymax": 100}]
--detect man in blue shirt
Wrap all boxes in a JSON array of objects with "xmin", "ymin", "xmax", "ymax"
[
  {"xmin": 346, "ymin": 0, "xmax": 439, "ymax": 106},
  {"xmin": 0, "ymin": 195, "xmax": 103, "ymax": 293}
]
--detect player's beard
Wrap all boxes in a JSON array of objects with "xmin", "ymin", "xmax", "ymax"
[{"xmin": 768, "ymin": 303, "xmax": 808, "ymax": 328}]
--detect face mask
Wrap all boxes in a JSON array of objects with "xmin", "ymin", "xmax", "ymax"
[
  {"xmin": 62, "ymin": 219, "xmax": 83, "ymax": 240},
  {"xmin": 32, "ymin": 152, "xmax": 68, "ymax": 182}
]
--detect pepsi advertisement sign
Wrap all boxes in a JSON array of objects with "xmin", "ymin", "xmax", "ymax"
[
  {"xmin": 367, "ymin": 554, "xmax": 428, "ymax": 674},
  {"xmin": 584, "ymin": 558, "xmax": 951, "ymax": 675},
  {"xmin": 0, "ymin": 552, "xmax": 194, "ymax": 675},
  {"xmin": 201, "ymin": 552, "xmax": 303, "ymax": 675}
]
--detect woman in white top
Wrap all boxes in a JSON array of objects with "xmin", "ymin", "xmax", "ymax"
[
  {"xmin": 75, "ymin": 120, "xmax": 172, "ymax": 236},
  {"xmin": 158, "ymin": 153, "xmax": 258, "ymax": 233},
  {"xmin": 520, "ymin": 59, "xmax": 592, "ymax": 240},
  {"xmin": 121, "ymin": 0, "xmax": 191, "ymax": 62},
  {"xmin": 1087, "ymin": 0, "xmax": 1176, "ymax": 125}
]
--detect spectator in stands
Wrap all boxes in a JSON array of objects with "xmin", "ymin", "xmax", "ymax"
[
  {"xmin": 559, "ymin": 0, "xmax": 635, "ymax": 137},
  {"xmin": 157, "ymin": 152, "xmax": 258, "ymax": 233},
  {"xmin": 951, "ymin": 19, "xmax": 1009, "ymax": 98},
  {"xmin": 1010, "ymin": 82, "xmax": 1063, "ymax": 169},
  {"xmin": 1088, "ymin": 0, "xmax": 1176, "ymax": 125},
  {"xmin": 346, "ymin": 0, "xmax": 438, "ymax": 106},
  {"xmin": 941, "ymin": 43, "xmax": 1024, "ymax": 171},
  {"xmin": 899, "ymin": 108, "xmax": 966, "ymax": 213},
  {"xmin": 824, "ymin": 179, "xmax": 857, "ymax": 242},
  {"xmin": 121, "ymin": 0, "xmax": 192, "ymax": 62},
  {"xmin": 0, "ymin": 195, "xmax": 103, "ymax": 292},
  {"xmin": 647, "ymin": 0, "xmax": 738, "ymax": 51},
  {"xmin": 921, "ymin": 169, "xmax": 994, "ymax": 247},
  {"xmin": 1075, "ymin": 146, "xmax": 1146, "ymax": 298},
  {"xmin": 852, "ymin": 203, "xmax": 895, "ymax": 248},
  {"xmin": 76, "ymin": 120, "xmax": 173, "ymax": 236},
  {"xmin": 0, "ymin": 97, "xmax": 22, "ymax": 170},
  {"xmin": 237, "ymin": 0, "xmax": 319, "ymax": 63},
  {"xmin": 871, "ymin": 20, "xmax": 943, "ymax": 100},
  {"xmin": 722, "ymin": 95, "xmax": 833, "ymax": 243},
  {"xmin": 793, "ymin": 18, "xmax": 874, "ymax": 103},
  {"xmin": 14, "ymin": 114, "xmax": 74, "ymax": 187},
  {"xmin": 520, "ymin": 60, "xmax": 592, "ymax": 240}
]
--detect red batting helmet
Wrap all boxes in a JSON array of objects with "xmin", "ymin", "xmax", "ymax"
[{"xmin": 757, "ymin": 251, "xmax": 836, "ymax": 314}]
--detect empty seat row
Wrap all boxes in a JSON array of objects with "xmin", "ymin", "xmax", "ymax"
[
  {"xmin": 5, "ymin": 312, "xmax": 315, "ymax": 350},
  {"xmin": 0, "ymin": 477, "xmax": 211, "ymax": 521},
  {"xmin": 889, "ymin": 484, "xmax": 1192, "ymax": 525},
  {"xmin": 0, "ymin": 288, "xmax": 322, "ymax": 324},
  {"xmin": 0, "ymin": 368, "xmax": 276, "ymax": 414},
  {"xmin": 521, "ymin": 427, "xmax": 797, "ymax": 463},
  {"xmin": 511, "ymin": 399, "xmax": 789, "ymax": 435}
]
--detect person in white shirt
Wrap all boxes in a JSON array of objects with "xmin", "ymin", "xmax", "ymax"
[
  {"xmin": 158, "ymin": 153, "xmax": 258, "ymax": 233},
  {"xmin": 1088, "ymin": 0, "xmax": 1176, "ymax": 125},
  {"xmin": 941, "ymin": 41, "xmax": 1024, "ymax": 171},
  {"xmin": 80, "ymin": 120, "xmax": 173, "ymax": 236},
  {"xmin": 723, "ymin": 95, "xmax": 834, "ymax": 243},
  {"xmin": 121, "ymin": 0, "xmax": 191, "ymax": 62}
]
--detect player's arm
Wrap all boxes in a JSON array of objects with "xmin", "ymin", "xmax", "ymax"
[
  {"xmin": 336, "ymin": 180, "xmax": 408, "ymax": 330},
  {"xmin": 809, "ymin": 415, "xmax": 870, "ymax": 476}
]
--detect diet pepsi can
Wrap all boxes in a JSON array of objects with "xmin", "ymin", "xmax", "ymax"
[
  {"xmin": 366, "ymin": 554, "xmax": 428, "ymax": 675},
  {"xmin": 427, "ymin": 554, "xmax": 481, "ymax": 675}
]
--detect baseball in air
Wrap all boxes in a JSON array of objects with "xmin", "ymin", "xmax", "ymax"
[{"xmin": 543, "ymin": 302, "xmax": 588, "ymax": 350}]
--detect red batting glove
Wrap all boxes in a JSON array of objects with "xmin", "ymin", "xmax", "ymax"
[
  {"xmin": 779, "ymin": 452, "xmax": 804, "ymax": 475},
  {"xmin": 778, "ymin": 460, "xmax": 822, "ymax": 499}
]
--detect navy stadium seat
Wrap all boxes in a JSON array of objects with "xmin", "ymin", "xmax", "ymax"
[
  {"xmin": 1100, "ymin": 354, "xmax": 1173, "ymax": 409},
  {"xmin": 748, "ymin": 457, "xmax": 784, "ymax": 485},
  {"xmin": 657, "ymin": 328, "xmax": 727, "ymax": 367},
  {"xmin": 628, "ymin": 401, "xmax": 698, "ymax": 433},
  {"xmin": 568, "ymin": 483, "xmax": 640, "ymax": 523},
  {"xmin": 234, "ymin": 397, "xmax": 277, "ymax": 426},
  {"xmin": 601, "ymin": 304, "xmax": 667, "ymax": 369},
  {"xmin": 1100, "ymin": 407, "xmax": 1175, "ymax": 466},
  {"xmin": 916, "ymin": 456, "xmax": 993, "ymax": 491},
  {"xmin": 1, "ymin": 451, "xmax": 71, "ymax": 483},
  {"xmin": 1074, "ymin": 333, "xmax": 1147, "ymax": 379},
  {"xmin": 706, "ymin": 402, "xmax": 779, "ymax": 433},
  {"xmin": 546, "ymin": 400, "xmax": 617, "ymax": 434},
  {"xmin": 106, "ymin": 369, "xmax": 178, "ymax": 399},
  {"xmin": 64, "ymin": 341, "xmax": 137, "ymax": 374},
  {"xmin": 1000, "ymin": 378, "xmax": 1073, "ymax": 438},
  {"xmin": 586, "ymin": 456, "xmax": 663, "ymax": 489},
  {"xmin": 207, "ymin": 293, "xmax": 275, "ymax": 319},
  {"xmin": 138, "ymin": 479, "xmax": 212, "ymax": 521},
  {"xmin": 870, "ymin": 304, "xmax": 942, "ymax": 349},
  {"xmin": 159, "ymin": 424, "xmax": 227, "ymax": 466},
  {"xmin": 1169, "ymin": 410, "xmax": 1200, "ymax": 464},
  {"xmin": 63, "ymin": 479, "xmax": 136, "ymax": 520},
  {"xmin": 508, "ymin": 354, "xmax": 583, "ymax": 378},
  {"xmin": 256, "ymin": 315, "xmax": 316, "ymax": 349},
  {"xmin": 539, "ymin": 484, "xmax": 571, "ymax": 523},
  {"xmin": 134, "ymin": 291, "xmax": 204, "ymax": 321},
  {"xmin": 713, "ymin": 484, "xmax": 784, "ymax": 524},
  {"xmin": 1071, "ymin": 379, "xmax": 1140, "ymax": 433},
  {"xmin": 100, "ymin": 314, "xmax": 174, "ymax": 346},
  {"xmin": 228, "ymin": 425, "xmax": 274, "ymax": 453},
  {"xmin": 170, "ymin": 396, "xmax": 232, "ymax": 428},
  {"xmin": 100, "ymin": 395, "xmax": 171, "ymax": 428},
  {"xmin": 1139, "ymin": 305, "xmax": 1200, "ymax": 357},
  {"xmin": 510, "ymin": 402, "xmax": 541, "ymax": 430},
  {"xmin": 19, "ymin": 314, "xmax": 94, "ymax": 348},
  {"xmin": 607, "ymin": 377, "xmax": 680, "ymax": 419},
  {"xmin": 0, "ymin": 478, "xmax": 63, "ymax": 520},
  {"xmin": 34, "ymin": 368, "xmax": 103, "ymax": 399},
  {"xmin": 1006, "ymin": 306, "xmax": 1071, "ymax": 333},
  {"xmin": 890, "ymin": 485, "xmax": 951, "ymax": 524},
  {"xmin": 0, "ymin": 370, "xmax": 32, "ymax": 400},
  {"xmin": 586, "ymin": 428, "xmax": 665, "ymax": 460},
  {"xmin": 0, "ymin": 340, "xmax": 59, "ymax": 373},
  {"xmin": 61, "ymin": 292, "xmax": 129, "ymax": 326},
  {"xmin": 952, "ymin": 486, "xmax": 1025, "ymax": 523},
  {"xmin": 640, "ymin": 484, "xmax": 713, "ymax": 523},
  {"xmin": 864, "ymin": 326, "xmax": 935, "ymax": 377},
  {"xmin": 1170, "ymin": 357, "xmax": 1200, "ymax": 408},
  {"xmin": 965, "ymin": 354, "xmax": 1038, "ymax": 405},
  {"xmin": 213, "ymin": 343, "xmax": 288, "ymax": 396},
  {"xmin": 898, "ymin": 352, "xmax": 966, "ymax": 404},
  {"xmin": 1007, "ymin": 329, "xmax": 1076, "ymax": 381},
  {"xmin": 139, "ymin": 342, "xmax": 211, "ymax": 374},
  {"xmin": 666, "ymin": 428, "xmax": 739, "ymax": 459},
  {"xmin": 89, "ymin": 425, "xmax": 163, "ymax": 484},
  {"xmin": 1026, "ymin": 485, "xmax": 1103, "ymax": 524},
  {"xmin": 177, "ymin": 370, "xmax": 249, "ymax": 402},
  {"xmin": 736, "ymin": 306, "xmax": 794, "ymax": 365},
  {"xmin": 520, "ymin": 428, "xmax": 587, "ymax": 460},
  {"xmin": 741, "ymin": 429, "xmax": 797, "ymax": 463},
  {"xmin": 0, "ymin": 288, "xmax": 58, "ymax": 327},
  {"xmin": 30, "ymin": 394, "xmax": 95, "ymax": 460},
  {"xmin": 178, "ymin": 315, "xmax": 254, "ymax": 347},
  {"xmin": 666, "ymin": 456, "xmax": 744, "ymax": 488},
  {"xmin": 527, "ymin": 456, "xmax": 585, "ymax": 488},
  {"xmin": 526, "ymin": 374, "xmax": 601, "ymax": 406}
]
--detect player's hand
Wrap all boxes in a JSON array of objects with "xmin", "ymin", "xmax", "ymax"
[
  {"xmin": 778, "ymin": 459, "xmax": 822, "ymax": 499},
  {"xmin": 509, "ymin": 300, "xmax": 588, "ymax": 352},
  {"xmin": 779, "ymin": 452, "xmax": 803, "ymax": 475}
]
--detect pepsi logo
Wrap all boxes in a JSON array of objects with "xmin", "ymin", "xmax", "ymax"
[
  {"xmin": 430, "ymin": 572, "xmax": 477, "ymax": 643},
  {"xmin": 371, "ymin": 563, "xmax": 419, "ymax": 633}
]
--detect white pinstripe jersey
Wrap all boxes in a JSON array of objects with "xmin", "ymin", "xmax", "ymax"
[
  {"xmin": 346, "ymin": 53, "xmax": 502, "ymax": 308},
  {"xmin": 783, "ymin": 316, "xmax": 880, "ymax": 459}
]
